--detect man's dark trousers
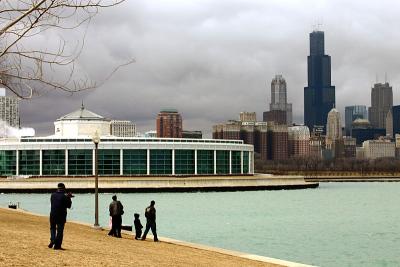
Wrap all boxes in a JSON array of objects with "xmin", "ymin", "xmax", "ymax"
[
  {"xmin": 142, "ymin": 221, "xmax": 158, "ymax": 241},
  {"xmin": 111, "ymin": 215, "xmax": 122, "ymax": 237},
  {"xmin": 50, "ymin": 217, "xmax": 65, "ymax": 248}
]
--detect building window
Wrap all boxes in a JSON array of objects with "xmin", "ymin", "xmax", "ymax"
[
  {"xmin": 123, "ymin": 149, "xmax": 147, "ymax": 175},
  {"xmin": 19, "ymin": 150, "xmax": 40, "ymax": 175},
  {"xmin": 0, "ymin": 150, "xmax": 16, "ymax": 175},
  {"xmin": 99, "ymin": 149, "xmax": 120, "ymax": 175},
  {"xmin": 150, "ymin": 149, "xmax": 172, "ymax": 175},
  {"xmin": 216, "ymin": 150, "xmax": 229, "ymax": 174},
  {"xmin": 175, "ymin": 150, "xmax": 195, "ymax": 175},
  {"xmin": 42, "ymin": 150, "xmax": 65, "ymax": 175},
  {"xmin": 231, "ymin": 151, "xmax": 241, "ymax": 174},
  {"xmin": 197, "ymin": 150, "xmax": 214, "ymax": 175},
  {"xmin": 243, "ymin": 151, "xmax": 249, "ymax": 174},
  {"xmin": 68, "ymin": 149, "xmax": 92, "ymax": 175}
]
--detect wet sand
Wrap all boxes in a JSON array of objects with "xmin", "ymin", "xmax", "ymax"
[{"xmin": 0, "ymin": 208, "xmax": 281, "ymax": 267}]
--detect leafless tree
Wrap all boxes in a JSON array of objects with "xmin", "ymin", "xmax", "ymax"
[{"xmin": 0, "ymin": 0, "xmax": 133, "ymax": 98}]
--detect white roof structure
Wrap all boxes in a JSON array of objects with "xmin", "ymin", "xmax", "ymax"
[{"xmin": 56, "ymin": 103, "xmax": 110, "ymax": 121}]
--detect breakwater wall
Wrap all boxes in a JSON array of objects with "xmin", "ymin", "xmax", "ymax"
[{"xmin": 0, "ymin": 174, "xmax": 318, "ymax": 193}]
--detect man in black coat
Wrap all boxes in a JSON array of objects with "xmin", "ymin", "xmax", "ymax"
[
  {"xmin": 141, "ymin": 200, "xmax": 158, "ymax": 242},
  {"xmin": 49, "ymin": 183, "xmax": 72, "ymax": 250},
  {"xmin": 108, "ymin": 195, "xmax": 124, "ymax": 238}
]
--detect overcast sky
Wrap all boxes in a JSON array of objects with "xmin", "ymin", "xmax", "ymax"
[{"xmin": 19, "ymin": 0, "xmax": 400, "ymax": 137}]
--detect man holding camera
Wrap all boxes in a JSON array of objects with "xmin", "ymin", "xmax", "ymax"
[{"xmin": 49, "ymin": 183, "xmax": 72, "ymax": 250}]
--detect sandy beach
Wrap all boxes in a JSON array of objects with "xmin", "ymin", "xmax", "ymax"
[{"xmin": 0, "ymin": 208, "xmax": 281, "ymax": 267}]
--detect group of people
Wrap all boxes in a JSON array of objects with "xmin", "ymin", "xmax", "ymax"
[
  {"xmin": 49, "ymin": 183, "xmax": 158, "ymax": 250},
  {"xmin": 107, "ymin": 195, "xmax": 158, "ymax": 242}
]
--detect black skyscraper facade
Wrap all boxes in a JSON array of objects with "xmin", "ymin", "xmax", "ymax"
[{"xmin": 304, "ymin": 31, "xmax": 335, "ymax": 133}]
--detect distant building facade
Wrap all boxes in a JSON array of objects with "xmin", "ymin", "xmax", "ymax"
[
  {"xmin": 239, "ymin": 112, "xmax": 256, "ymax": 122},
  {"xmin": 304, "ymin": 31, "xmax": 335, "ymax": 133},
  {"xmin": 110, "ymin": 120, "xmax": 136, "ymax": 137},
  {"xmin": 156, "ymin": 109, "xmax": 182, "ymax": 138},
  {"xmin": 267, "ymin": 124, "xmax": 289, "ymax": 160},
  {"xmin": 390, "ymin": 105, "xmax": 400, "ymax": 137},
  {"xmin": 345, "ymin": 105, "xmax": 367, "ymax": 136},
  {"xmin": 343, "ymin": 136, "xmax": 356, "ymax": 158},
  {"xmin": 182, "ymin": 130, "xmax": 202, "ymax": 139},
  {"xmin": 362, "ymin": 139, "xmax": 395, "ymax": 159},
  {"xmin": 263, "ymin": 110, "xmax": 286, "ymax": 125},
  {"xmin": 288, "ymin": 126, "xmax": 310, "ymax": 158},
  {"xmin": 0, "ymin": 88, "xmax": 19, "ymax": 128},
  {"xmin": 368, "ymin": 82, "xmax": 393, "ymax": 129},
  {"xmin": 268, "ymin": 75, "xmax": 292, "ymax": 125}
]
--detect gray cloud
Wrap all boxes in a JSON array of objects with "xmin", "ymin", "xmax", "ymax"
[{"xmin": 19, "ymin": 0, "xmax": 400, "ymax": 137}]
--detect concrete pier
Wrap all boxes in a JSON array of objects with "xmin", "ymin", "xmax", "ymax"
[{"xmin": 0, "ymin": 174, "xmax": 318, "ymax": 193}]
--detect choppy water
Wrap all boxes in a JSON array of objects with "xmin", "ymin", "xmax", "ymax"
[{"xmin": 1, "ymin": 182, "xmax": 400, "ymax": 267}]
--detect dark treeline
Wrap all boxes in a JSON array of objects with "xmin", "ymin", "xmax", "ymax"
[{"xmin": 255, "ymin": 154, "xmax": 400, "ymax": 174}]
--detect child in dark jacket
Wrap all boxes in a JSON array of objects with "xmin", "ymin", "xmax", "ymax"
[{"xmin": 134, "ymin": 213, "xmax": 143, "ymax": 240}]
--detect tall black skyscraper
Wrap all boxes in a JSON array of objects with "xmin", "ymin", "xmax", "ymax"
[{"xmin": 304, "ymin": 31, "xmax": 335, "ymax": 133}]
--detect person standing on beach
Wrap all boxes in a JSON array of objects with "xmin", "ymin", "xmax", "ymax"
[
  {"xmin": 49, "ymin": 183, "xmax": 72, "ymax": 250},
  {"xmin": 141, "ymin": 200, "xmax": 158, "ymax": 242},
  {"xmin": 108, "ymin": 195, "xmax": 124, "ymax": 238}
]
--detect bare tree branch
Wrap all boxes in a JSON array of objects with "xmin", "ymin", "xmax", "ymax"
[{"xmin": 0, "ymin": 0, "xmax": 132, "ymax": 99}]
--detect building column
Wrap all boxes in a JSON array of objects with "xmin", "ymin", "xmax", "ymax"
[
  {"xmin": 39, "ymin": 149, "xmax": 43, "ymax": 176},
  {"xmin": 172, "ymin": 149, "xmax": 175, "ymax": 175},
  {"xmin": 194, "ymin": 149, "xmax": 198, "ymax": 175},
  {"xmin": 147, "ymin": 149, "xmax": 150, "ymax": 175},
  {"xmin": 65, "ymin": 149, "xmax": 68, "ymax": 176},
  {"xmin": 16, "ymin": 150, "xmax": 19, "ymax": 176},
  {"xmin": 229, "ymin": 150, "xmax": 232, "ymax": 175},
  {"xmin": 250, "ymin": 152, "xmax": 253, "ymax": 174},
  {"xmin": 214, "ymin": 150, "xmax": 217, "ymax": 175},
  {"xmin": 240, "ymin": 151, "xmax": 243, "ymax": 174},
  {"xmin": 120, "ymin": 149, "xmax": 123, "ymax": 176}
]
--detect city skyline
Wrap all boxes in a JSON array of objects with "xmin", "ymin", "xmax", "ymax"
[{"xmin": 16, "ymin": 0, "xmax": 400, "ymax": 137}]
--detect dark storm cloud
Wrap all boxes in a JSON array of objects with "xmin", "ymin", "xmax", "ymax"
[{"xmin": 20, "ymin": 0, "xmax": 400, "ymax": 136}]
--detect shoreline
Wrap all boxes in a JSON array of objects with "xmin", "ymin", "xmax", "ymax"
[
  {"xmin": 0, "ymin": 174, "xmax": 319, "ymax": 193},
  {"xmin": 0, "ymin": 207, "xmax": 314, "ymax": 267}
]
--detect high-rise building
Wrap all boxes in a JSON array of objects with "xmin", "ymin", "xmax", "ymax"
[
  {"xmin": 267, "ymin": 124, "xmax": 289, "ymax": 160},
  {"xmin": 326, "ymin": 108, "xmax": 342, "ymax": 141},
  {"xmin": 268, "ymin": 75, "xmax": 292, "ymax": 125},
  {"xmin": 156, "ymin": 108, "xmax": 182, "ymax": 138},
  {"xmin": 0, "ymin": 88, "xmax": 19, "ymax": 128},
  {"xmin": 385, "ymin": 109, "xmax": 393, "ymax": 138},
  {"xmin": 263, "ymin": 110, "xmax": 286, "ymax": 125},
  {"xmin": 343, "ymin": 136, "xmax": 356, "ymax": 158},
  {"xmin": 304, "ymin": 31, "xmax": 335, "ymax": 133},
  {"xmin": 110, "ymin": 120, "xmax": 136, "ymax": 137},
  {"xmin": 368, "ymin": 82, "xmax": 393, "ymax": 129},
  {"xmin": 239, "ymin": 112, "xmax": 256, "ymax": 122},
  {"xmin": 392, "ymin": 105, "xmax": 400, "ymax": 137},
  {"xmin": 288, "ymin": 126, "xmax": 310, "ymax": 158},
  {"xmin": 345, "ymin": 105, "xmax": 368, "ymax": 136}
]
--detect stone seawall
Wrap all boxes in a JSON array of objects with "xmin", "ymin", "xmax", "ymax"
[{"xmin": 0, "ymin": 174, "xmax": 318, "ymax": 193}]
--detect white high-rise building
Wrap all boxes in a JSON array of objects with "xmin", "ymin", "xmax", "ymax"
[
  {"xmin": 269, "ymin": 75, "xmax": 292, "ymax": 125},
  {"xmin": 326, "ymin": 108, "xmax": 342, "ymax": 140},
  {"xmin": 110, "ymin": 120, "xmax": 136, "ymax": 137},
  {"xmin": 0, "ymin": 88, "xmax": 20, "ymax": 128}
]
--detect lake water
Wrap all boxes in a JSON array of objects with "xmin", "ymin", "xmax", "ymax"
[{"xmin": 1, "ymin": 182, "xmax": 399, "ymax": 267}]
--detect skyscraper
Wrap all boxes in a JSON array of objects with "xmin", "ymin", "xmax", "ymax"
[
  {"xmin": 269, "ymin": 75, "xmax": 292, "ymax": 125},
  {"xmin": 345, "ymin": 105, "xmax": 368, "ymax": 136},
  {"xmin": 304, "ymin": 31, "xmax": 335, "ymax": 133},
  {"xmin": 0, "ymin": 88, "xmax": 19, "ymax": 128},
  {"xmin": 326, "ymin": 108, "xmax": 342, "ymax": 140},
  {"xmin": 156, "ymin": 108, "xmax": 182, "ymax": 138},
  {"xmin": 368, "ymin": 82, "xmax": 393, "ymax": 129}
]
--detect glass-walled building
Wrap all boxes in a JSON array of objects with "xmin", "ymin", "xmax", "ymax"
[{"xmin": 0, "ymin": 137, "xmax": 254, "ymax": 177}]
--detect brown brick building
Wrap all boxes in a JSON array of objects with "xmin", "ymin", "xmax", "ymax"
[{"xmin": 156, "ymin": 109, "xmax": 182, "ymax": 138}]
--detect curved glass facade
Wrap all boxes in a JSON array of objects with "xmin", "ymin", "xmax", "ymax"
[{"xmin": 0, "ymin": 138, "xmax": 253, "ymax": 177}]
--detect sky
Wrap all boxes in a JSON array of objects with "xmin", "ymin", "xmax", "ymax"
[{"xmin": 17, "ymin": 0, "xmax": 400, "ymax": 137}]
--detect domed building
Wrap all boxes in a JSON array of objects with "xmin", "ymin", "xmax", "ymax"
[
  {"xmin": 351, "ymin": 118, "xmax": 371, "ymax": 129},
  {"xmin": 54, "ymin": 104, "xmax": 111, "ymax": 137}
]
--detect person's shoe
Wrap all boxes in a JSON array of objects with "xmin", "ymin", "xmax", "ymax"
[
  {"xmin": 141, "ymin": 237, "xmax": 146, "ymax": 241},
  {"xmin": 154, "ymin": 239, "xmax": 159, "ymax": 242},
  {"xmin": 53, "ymin": 246, "xmax": 65, "ymax": 250},
  {"xmin": 48, "ymin": 242, "xmax": 54, "ymax": 248}
]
